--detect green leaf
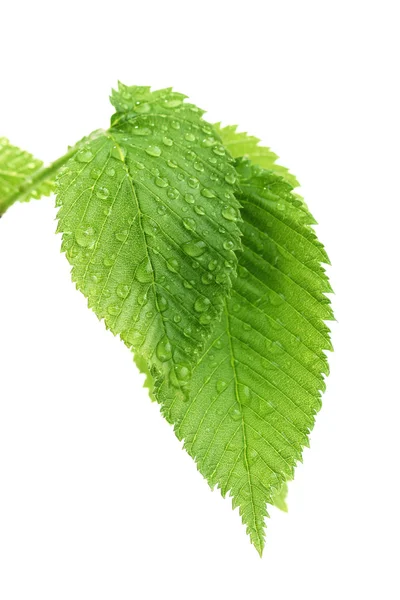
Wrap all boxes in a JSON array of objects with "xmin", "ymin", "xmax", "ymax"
[
  {"xmin": 271, "ymin": 481, "xmax": 289, "ymax": 513},
  {"xmin": 0, "ymin": 137, "xmax": 53, "ymax": 215},
  {"xmin": 215, "ymin": 123, "xmax": 299, "ymax": 188},
  {"xmin": 155, "ymin": 158, "xmax": 333, "ymax": 555},
  {"xmin": 56, "ymin": 85, "xmax": 242, "ymax": 389}
]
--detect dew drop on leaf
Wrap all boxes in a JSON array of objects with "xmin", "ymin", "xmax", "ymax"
[
  {"xmin": 223, "ymin": 240, "xmax": 234, "ymax": 250},
  {"xmin": 136, "ymin": 258, "xmax": 153, "ymax": 283},
  {"xmin": 116, "ymin": 283, "xmax": 130, "ymax": 299},
  {"xmin": 167, "ymin": 258, "xmax": 179, "ymax": 272},
  {"xmin": 96, "ymin": 186, "xmax": 110, "ymax": 200},
  {"xmin": 75, "ymin": 149, "xmax": 94, "ymax": 163},
  {"xmin": 224, "ymin": 172, "xmax": 236, "ymax": 185},
  {"xmin": 155, "ymin": 177, "xmax": 168, "ymax": 188},
  {"xmin": 201, "ymin": 273, "xmax": 213, "ymax": 285},
  {"xmin": 194, "ymin": 297, "xmax": 211, "ymax": 313},
  {"xmin": 184, "ymin": 193, "xmax": 195, "ymax": 204},
  {"xmin": 158, "ymin": 296, "xmax": 169, "ymax": 312},
  {"xmin": 182, "ymin": 240, "xmax": 206, "ymax": 257},
  {"xmin": 201, "ymin": 188, "xmax": 216, "ymax": 199},
  {"xmin": 145, "ymin": 145, "xmax": 162, "ymax": 157},
  {"xmin": 115, "ymin": 230, "xmax": 129, "ymax": 242},
  {"xmin": 221, "ymin": 206, "xmax": 238, "ymax": 221},
  {"xmin": 216, "ymin": 380, "xmax": 227, "ymax": 393},
  {"xmin": 156, "ymin": 336, "xmax": 172, "ymax": 362},
  {"xmin": 183, "ymin": 218, "xmax": 196, "ymax": 231},
  {"xmin": 75, "ymin": 227, "xmax": 96, "ymax": 248}
]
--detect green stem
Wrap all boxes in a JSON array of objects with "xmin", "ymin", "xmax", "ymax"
[{"xmin": 0, "ymin": 145, "xmax": 78, "ymax": 216}]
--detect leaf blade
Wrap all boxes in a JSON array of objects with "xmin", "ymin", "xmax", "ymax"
[
  {"xmin": 155, "ymin": 159, "xmax": 332, "ymax": 554},
  {"xmin": 56, "ymin": 86, "xmax": 242, "ymax": 388},
  {"xmin": 0, "ymin": 137, "xmax": 53, "ymax": 214}
]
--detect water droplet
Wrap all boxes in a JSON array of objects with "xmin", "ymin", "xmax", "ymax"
[
  {"xmin": 162, "ymin": 137, "xmax": 173, "ymax": 146},
  {"xmin": 90, "ymin": 168, "xmax": 101, "ymax": 179},
  {"xmin": 229, "ymin": 405, "xmax": 241, "ymax": 421},
  {"xmin": 137, "ymin": 290, "xmax": 148, "ymax": 306},
  {"xmin": 103, "ymin": 254, "xmax": 116, "ymax": 267},
  {"xmin": 185, "ymin": 133, "xmax": 196, "ymax": 142},
  {"xmin": 193, "ymin": 161, "xmax": 204, "ymax": 172},
  {"xmin": 225, "ymin": 172, "xmax": 236, "ymax": 185},
  {"xmin": 194, "ymin": 297, "xmax": 211, "ymax": 313},
  {"xmin": 136, "ymin": 258, "xmax": 152, "ymax": 283},
  {"xmin": 173, "ymin": 314, "xmax": 181, "ymax": 323},
  {"xmin": 107, "ymin": 305, "xmax": 120, "ymax": 316},
  {"xmin": 208, "ymin": 259, "xmax": 218, "ymax": 271},
  {"xmin": 216, "ymin": 272, "xmax": 228, "ymax": 285},
  {"xmin": 202, "ymin": 137, "xmax": 216, "ymax": 147},
  {"xmin": 76, "ymin": 149, "xmax": 93, "ymax": 163},
  {"xmin": 164, "ymin": 98, "xmax": 183, "ymax": 108},
  {"xmin": 221, "ymin": 206, "xmax": 238, "ymax": 221},
  {"xmin": 199, "ymin": 314, "xmax": 212, "ymax": 324},
  {"xmin": 201, "ymin": 273, "xmax": 213, "ymax": 285},
  {"xmin": 174, "ymin": 363, "xmax": 191, "ymax": 382},
  {"xmin": 183, "ymin": 218, "xmax": 196, "ymax": 231},
  {"xmin": 96, "ymin": 186, "xmax": 110, "ymax": 200},
  {"xmin": 156, "ymin": 336, "xmax": 172, "ymax": 362},
  {"xmin": 110, "ymin": 145, "xmax": 126, "ymax": 161},
  {"xmin": 167, "ymin": 188, "xmax": 179, "ymax": 199},
  {"xmin": 184, "ymin": 193, "xmax": 195, "ymax": 204},
  {"xmin": 158, "ymin": 296, "xmax": 168, "ymax": 312},
  {"xmin": 201, "ymin": 188, "xmax": 216, "ymax": 198},
  {"xmin": 132, "ymin": 126, "xmax": 151, "ymax": 136},
  {"xmin": 145, "ymin": 145, "xmax": 162, "ymax": 157},
  {"xmin": 75, "ymin": 227, "xmax": 96, "ymax": 248},
  {"xmin": 216, "ymin": 380, "xmax": 227, "ymax": 393},
  {"xmin": 155, "ymin": 177, "xmax": 168, "ymax": 188},
  {"xmin": 157, "ymin": 205, "xmax": 167, "ymax": 216},
  {"xmin": 106, "ymin": 167, "xmax": 115, "ymax": 177},
  {"xmin": 223, "ymin": 240, "xmax": 234, "ymax": 250},
  {"xmin": 182, "ymin": 240, "xmax": 206, "ymax": 257},
  {"xmin": 188, "ymin": 177, "xmax": 199, "ymax": 189},
  {"xmin": 194, "ymin": 206, "xmax": 205, "ymax": 216},
  {"xmin": 171, "ymin": 120, "xmax": 180, "ymax": 130},
  {"xmin": 242, "ymin": 386, "xmax": 252, "ymax": 402},
  {"xmin": 115, "ymin": 230, "xmax": 129, "ymax": 242},
  {"xmin": 135, "ymin": 102, "xmax": 150, "ymax": 114},
  {"xmin": 213, "ymin": 145, "xmax": 226, "ymax": 156},
  {"xmin": 167, "ymin": 257, "xmax": 179, "ymax": 272},
  {"xmin": 117, "ymin": 283, "xmax": 130, "ymax": 299}
]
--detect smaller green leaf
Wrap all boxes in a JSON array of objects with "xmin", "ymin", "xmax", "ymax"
[
  {"xmin": 0, "ymin": 137, "xmax": 53, "ymax": 214},
  {"xmin": 215, "ymin": 124, "xmax": 299, "ymax": 188},
  {"xmin": 271, "ymin": 481, "xmax": 289, "ymax": 513}
]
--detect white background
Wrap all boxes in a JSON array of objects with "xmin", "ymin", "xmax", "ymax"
[{"xmin": 1, "ymin": 1, "xmax": 399, "ymax": 598}]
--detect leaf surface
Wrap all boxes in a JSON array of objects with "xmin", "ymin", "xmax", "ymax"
[
  {"xmin": 156, "ymin": 158, "xmax": 333, "ymax": 554},
  {"xmin": 56, "ymin": 86, "xmax": 242, "ymax": 387}
]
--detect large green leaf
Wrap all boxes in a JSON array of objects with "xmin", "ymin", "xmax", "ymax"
[
  {"xmin": 0, "ymin": 137, "xmax": 53, "ymax": 215},
  {"xmin": 56, "ymin": 86, "xmax": 242, "ymax": 389},
  {"xmin": 155, "ymin": 158, "xmax": 333, "ymax": 554}
]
